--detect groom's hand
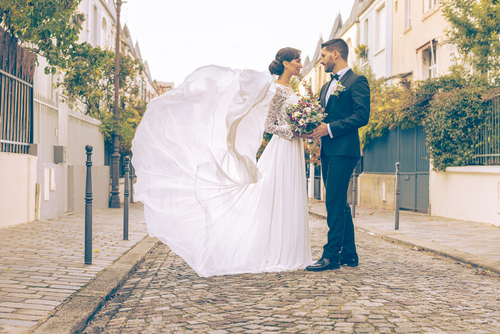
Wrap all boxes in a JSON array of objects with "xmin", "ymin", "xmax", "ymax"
[{"xmin": 310, "ymin": 122, "xmax": 329, "ymax": 139}]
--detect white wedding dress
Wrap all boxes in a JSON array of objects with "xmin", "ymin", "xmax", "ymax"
[{"xmin": 132, "ymin": 65, "xmax": 312, "ymax": 277}]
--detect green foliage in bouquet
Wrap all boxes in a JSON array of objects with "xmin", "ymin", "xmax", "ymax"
[{"xmin": 301, "ymin": 81, "xmax": 322, "ymax": 166}]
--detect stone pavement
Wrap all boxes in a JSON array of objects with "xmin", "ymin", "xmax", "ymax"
[
  {"xmin": 309, "ymin": 199, "xmax": 500, "ymax": 273},
  {"xmin": 0, "ymin": 202, "xmax": 149, "ymax": 334},
  {"xmin": 81, "ymin": 215, "xmax": 500, "ymax": 333},
  {"xmin": 3, "ymin": 198, "xmax": 500, "ymax": 333}
]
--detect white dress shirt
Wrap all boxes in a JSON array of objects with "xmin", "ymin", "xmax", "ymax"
[{"xmin": 326, "ymin": 66, "xmax": 350, "ymax": 138}]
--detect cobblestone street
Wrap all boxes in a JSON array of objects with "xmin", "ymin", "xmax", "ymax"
[
  {"xmin": 82, "ymin": 215, "xmax": 500, "ymax": 334},
  {"xmin": 0, "ymin": 203, "xmax": 148, "ymax": 334}
]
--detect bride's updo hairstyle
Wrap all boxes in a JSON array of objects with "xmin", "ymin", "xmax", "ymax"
[{"xmin": 269, "ymin": 47, "xmax": 301, "ymax": 76}]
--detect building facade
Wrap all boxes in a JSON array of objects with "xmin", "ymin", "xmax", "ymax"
[
  {"xmin": 0, "ymin": 0, "xmax": 163, "ymax": 227},
  {"xmin": 392, "ymin": 0, "xmax": 452, "ymax": 82},
  {"xmin": 358, "ymin": 0, "xmax": 394, "ymax": 78}
]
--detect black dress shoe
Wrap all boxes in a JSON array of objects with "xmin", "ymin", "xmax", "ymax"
[
  {"xmin": 340, "ymin": 258, "xmax": 359, "ymax": 267},
  {"xmin": 306, "ymin": 258, "xmax": 340, "ymax": 271}
]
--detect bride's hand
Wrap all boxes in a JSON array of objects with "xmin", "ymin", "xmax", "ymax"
[{"xmin": 293, "ymin": 131, "xmax": 310, "ymax": 139}]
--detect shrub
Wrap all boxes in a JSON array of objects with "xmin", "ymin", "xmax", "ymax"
[{"xmin": 426, "ymin": 86, "xmax": 498, "ymax": 171}]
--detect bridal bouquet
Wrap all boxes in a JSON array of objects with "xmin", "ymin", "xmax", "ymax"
[{"xmin": 285, "ymin": 97, "xmax": 327, "ymax": 135}]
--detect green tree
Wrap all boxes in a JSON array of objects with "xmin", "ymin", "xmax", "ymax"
[
  {"xmin": 352, "ymin": 64, "xmax": 385, "ymax": 94},
  {"xmin": 60, "ymin": 43, "xmax": 143, "ymax": 117},
  {"xmin": 1, "ymin": 0, "xmax": 146, "ymax": 154},
  {"xmin": 440, "ymin": 0, "xmax": 500, "ymax": 79},
  {"xmin": 59, "ymin": 43, "xmax": 144, "ymax": 153},
  {"xmin": 0, "ymin": 0, "xmax": 85, "ymax": 74}
]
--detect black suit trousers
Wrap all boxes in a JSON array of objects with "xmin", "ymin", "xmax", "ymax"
[{"xmin": 321, "ymin": 154, "xmax": 359, "ymax": 261}]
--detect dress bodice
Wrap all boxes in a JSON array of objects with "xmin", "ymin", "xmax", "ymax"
[{"xmin": 264, "ymin": 83, "xmax": 299, "ymax": 141}]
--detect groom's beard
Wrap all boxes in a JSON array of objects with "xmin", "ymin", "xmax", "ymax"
[{"xmin": 324, "ymin": 62, "xmax": 335, "ymax": 73}]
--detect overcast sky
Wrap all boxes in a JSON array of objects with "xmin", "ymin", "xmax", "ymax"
[{"xmin": 122, "ymin": 0, "xmax": 356, "ymax": 86}]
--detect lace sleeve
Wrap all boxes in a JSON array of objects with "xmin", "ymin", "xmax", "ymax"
[{"xmin": 264, "ymin": 87, "xmax": 294, "ymax": 141}]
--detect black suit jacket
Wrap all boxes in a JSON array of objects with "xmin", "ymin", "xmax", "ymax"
[{"xmin": 319, "ymin": 69, "xmax": 370, "ymax": 158}]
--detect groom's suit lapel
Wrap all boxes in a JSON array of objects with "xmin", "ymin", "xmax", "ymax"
[
  {"xmin": 322, "ymin": 69, "xmax": 355, "ymax": 110},
  {"xmin": 339, "ymin": 68, "xmax": 354, "ymax": 87},
  {"xmin": 325, "ymin": 69, "xmax": 354, "ymax": 111},
  {"xmin": 320, "ymin": 82, "xmax": 329, "ymax": 107}
]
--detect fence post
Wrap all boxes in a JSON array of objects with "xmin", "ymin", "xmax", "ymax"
[
  {"xmin": 395, "ymin": 162, "xmax": 400, "ymax": 230},
  {"xmin": 85, "ymin": 145, "xmax": 93, "ymax": 264},
  {"xmin": 123, "ymin": 156, "xmax": 130, "ymax": 240},
  {"xmin": 351, "ymin": 169, "xmax": 357, "ymax": 218}
]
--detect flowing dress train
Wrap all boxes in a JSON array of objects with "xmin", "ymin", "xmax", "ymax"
[{"xmin": 132, "ymin": 65, "xmax": 312, "ymax": 277}]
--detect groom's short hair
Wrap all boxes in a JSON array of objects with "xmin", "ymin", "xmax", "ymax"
[{"xmin": 321, "ymin": 39, "xmax": 348, "ymax": 61}]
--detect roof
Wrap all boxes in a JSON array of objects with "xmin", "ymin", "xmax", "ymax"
[
  {"xmin": 122, "ymin": 24, "xmax": 136, "ymax": 57},
  {"xmin": 302, "ymin": 12, "xmax": 344, "ymax": 76},
  {"xmin": 328, "ymin": 14, "xmax": 343, "ymax": 40},
  {"xmin": 360, "ymin": 0, "xmax": 376, "ymax": 15},
  {"xmin": 143, "ymin": 60, "xmax": 155, "ymax": 85},
  {"xmin": 336, "ymin": 0, "xmax": 366, "ymax": 38},
  {"xmin": 302, "ymin": 37, "xmax": 324, "ymax": 74},
  {"xmin": 303, "ymin": 56, "xmax": 310, "ymax": 69},
  {"xmin": 135, "ymin": 42, "xmax": 143, "ymax": 61}
]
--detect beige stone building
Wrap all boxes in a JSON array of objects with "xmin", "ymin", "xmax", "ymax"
[
  {"xmin": 156, "ymin": 81, "xmax": 175, "ymax": 96},
  {"xmin": 392, "ymin": 0, "xmax": 453, "ymax": 82},
  {"xmin": 338, "ymin": 0, "xmax": 367, "ymax": 69},
  {"xmin": 300, "ymin": 37, "xmax": 325, "ymax": 97},
  {"xmin": 300, "ymin": 0, "xmax": 367, "ymax": 96}
]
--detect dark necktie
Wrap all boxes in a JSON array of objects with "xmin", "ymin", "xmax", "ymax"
[{"xmin": 330, "ymin": 73, "xmax": 340, "ymax": 81}]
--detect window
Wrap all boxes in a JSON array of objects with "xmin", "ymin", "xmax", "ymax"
[
  {"xmin": 428, "ymin": 45, "xmax": 438, "ymax": 79},
  {"xmin": 425, "ymin": 0, "xmax": 437, "ymax": 11},
  {"xmin": 422, "ymin": 41, "xmax": 438, "ymax": 79},
  {"xmin": 101, "ymin": 18, "xmax": 107, "ymax": 47},
  {"xmin": 404, "ymin": 0, "xmax": 412, "ymax": 31},
  {"xmin": 375, "ymin": 5, "xmax": 386, "ymax": 52},
  {"xmin": 346, "ymin": 38, "xmax": 354, "ymax": 68},
  {"xmin": 364, "ymin": 19, "xmax": 369, "ymax": 45},
  {"xmin": 93, "ymin": 6, "xmax": 98, "ymax": 45}
]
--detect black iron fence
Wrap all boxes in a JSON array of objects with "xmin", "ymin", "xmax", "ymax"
[
  {"xmin": 0, "ymin": 69, "xmax": 34, "ymax": 154},
  {"xmin": 0, "ymin": 27, "xmax": 35, "ymax": 154},
  {"xmin": 363, "ymin": 125, "xmax": 430, "ymax": 212},
  {"xmin": 474, "ymin": 95, "xmax": 500, "ymax": 165}
]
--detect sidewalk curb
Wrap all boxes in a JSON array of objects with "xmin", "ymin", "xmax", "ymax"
[
  {"xmin": 31, "ymin": 235, "xmax": 159, "ymax": 334},
  {"xmin": 309, "ymin": 210, "xmax": 500, "ymax": 275}
]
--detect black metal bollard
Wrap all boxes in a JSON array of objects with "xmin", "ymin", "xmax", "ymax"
[
  {"xmin": 85, "ymin": 145, "xmax": 93, "ymax": 264},
  {"xmin": 130, "ymin": 164, "xmax": 134, "ymax": 203},
  {"xmin": 351, "ymin": 168, "xmax": 357, "ymax": 219},
  {"xmin": 123, "ymin": 156, "xmax": 130, "ymax": 240},
  {"xmin": 395, "ymin": 162, "xmax": 401, "ymax": 230}
]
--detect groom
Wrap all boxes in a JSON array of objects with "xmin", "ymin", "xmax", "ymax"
[{"xmin": 307, "ymin": 38, "xmax": 370, "ymax": 271}]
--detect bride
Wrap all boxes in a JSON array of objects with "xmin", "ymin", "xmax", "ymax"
[{"xmin": 132, "ymin": 47, "xmax": 313, "ymax": 277}]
